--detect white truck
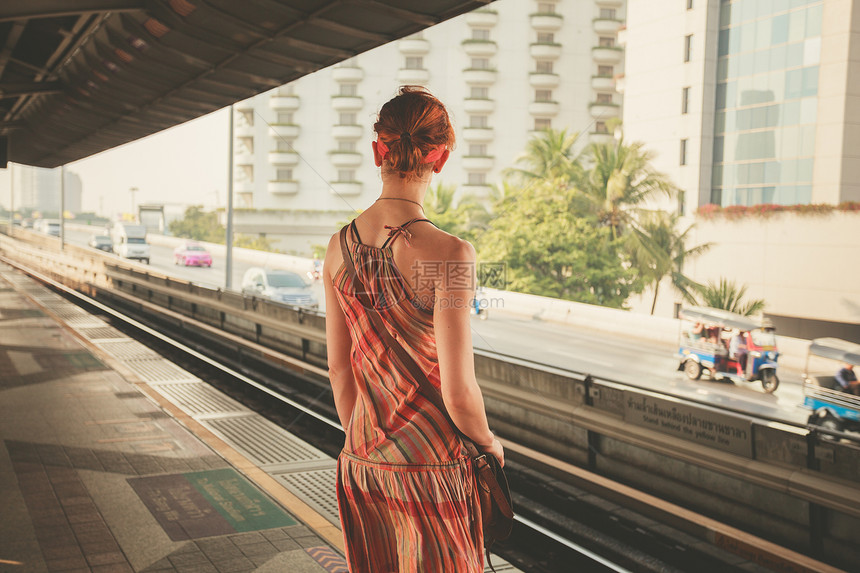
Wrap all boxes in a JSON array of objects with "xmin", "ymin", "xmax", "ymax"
[{"xmin": 111, "ymin": 223, "xmax": 151, "ymax": 264}]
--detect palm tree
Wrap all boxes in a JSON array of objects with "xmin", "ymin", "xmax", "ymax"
[
  {"xmin": 504, "ymin": 128, "xmax": 582, "ymax": 184},
  {"xmin": 696, "ymin": 278, "xmax": 766, "ymax": 317},
  {"xmin": 575, "ymin": 136, "xmax": 676, "ymax": 239},
  {"xmin": 423, "ymin": 183, "xmax": 489, "ymax": 241},
  {"xmin": 627, "ymin": 212, "xmax": 712, "ymax": 314}
]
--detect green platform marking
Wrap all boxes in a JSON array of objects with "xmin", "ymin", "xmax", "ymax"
[{"xmin": 185, "ymin": 468, "xmax": 297, "ymax": 532}]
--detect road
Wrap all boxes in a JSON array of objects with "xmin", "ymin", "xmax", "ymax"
[{"xmin": 66, "ymin": 229, "xmax": 811, "ymax": 426}]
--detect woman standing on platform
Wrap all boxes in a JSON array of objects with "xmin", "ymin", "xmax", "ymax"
[{"xmin": 323, "ymin": 86, "xmax": 504, "ymax": 572}]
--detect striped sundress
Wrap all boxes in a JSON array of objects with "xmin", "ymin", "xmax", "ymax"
[{"xmin": 331, "ymin": 218, "xmax": 483, "ymax": 572}]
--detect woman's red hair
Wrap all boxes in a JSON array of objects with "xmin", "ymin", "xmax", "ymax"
[{"xmin": 373, "ymin": 85, "xmax": 456, "ymax": 180}]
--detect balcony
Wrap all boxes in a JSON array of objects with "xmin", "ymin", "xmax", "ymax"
[
  {"xmin": 596, "ymin": 0, "xmax": 624, "ymax": 6},
  {"xmin": 463, "ymin": 98, "xmax": 495, "ymax": 113},
  {"xmin": 235, "ymin": 125, "xmax": 255, "ymax": 137},
  {"xmin": 268, "ymin": 181, "xmax": 299, "ymax": 195},
  {"xmin": 332, "ymin": 66, "xmax": 364, "ymax": 82},
  {"xmin": 269, "ymin": 95, "xmax": 300, "ymax": 110},
  {"xmin": 529, "ymin": 72, "xmax": 560, "ymax": 88},
  {"xmin": 329, "ymin": 151, "xmax": 362, "ymax": 167},
  {"xmin": 593, "ymin": 18, "xmax": 623, "ymax": 34},
  {"xmin": 398, "ymin": 38, "xmax": 430, "ymax": 55},
  {"xmin": 462, "ymin": 156, "xmax": 494, "ymax": 171},
  {"xmin": 530, "ymin": 13, "xmax": 563, "ymax": 32},
  {"xmin": 396, "ymin": 68, "xmax": 430, "ymax": 84},
  {"xmin": 234, "ymin": 181, "xmax": 254, "ymax": 193},
  {"xmin": 459, "ymin": 184, "xmax": 492, "ymax": 199},
  {"xmin": 589, "ymin": 132, "xmax": 615, "ymax": 145},
  {"xmin": 330, "ymin": 181, "xmax": 362, "ymax": 196},
  {"xmin": 268, "ymin": 151, "xmax": 300, "ymax": 165},
  {"xmin": 461, "ymin": 39, "xmax": 497, "ymax": 57},
  {"xmin": 528, "ymin": 101, "xmax": 560, "ymax": 116},
  {"xmin": 461, "ymin": 127, "xmax": 494, "ymax": 142},
  {"xmin": 463, "ymin": 68, "xmax": 497, "ymax": 85},
  {"xmin": 235, "ymin": 153, "xmax": 254, "ymax": 166},
  {"xmin": 268, "ymin": 124, "xmax": 300, "ymax": 139},
  {"xmin": 529, "ymin": 43, "xmax": 562, "ymax": 59},
  {"xmin": 465, "ymin": 10, "xmax": 498, "ymax": 27},
  {"xmin": 332, "ymin": 124, "xmax": 364, "ymax": 139},
  {"xmin": 592, "ymin": 46, "xmax": 623, "ymax": 63},
  {"xmin": 591, "ymin": 75, "xmax": 616, "ymax": 90},
  {"xmin": 589, "ymin": 102, "xmax": 621, "ymax": 118},
  {"xmin": 331, "ymin": 95, "xmax": 363, "ymax": 111}
]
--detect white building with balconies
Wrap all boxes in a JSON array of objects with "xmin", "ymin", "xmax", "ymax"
[{"xmin": 230, "ymin": 0, "xmax": 626, "ymax": 254}]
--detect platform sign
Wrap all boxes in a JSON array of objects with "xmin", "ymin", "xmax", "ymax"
[
  {"xmin": 129, "ymin": 468, "xmax": 296, "ymax": 540},
  {"xmin": 623, "ymin": 391, "xmax": 753, "ymax": 457}
]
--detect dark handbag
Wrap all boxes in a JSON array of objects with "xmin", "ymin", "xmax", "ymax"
[{"xmin": 338, "ymin": 227, "xmax": 514, "ymax": 558}]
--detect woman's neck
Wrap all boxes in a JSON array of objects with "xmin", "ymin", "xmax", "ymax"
[{"xmin": 378, "ymin": 174, "xmax": 430, "ymax": 205}]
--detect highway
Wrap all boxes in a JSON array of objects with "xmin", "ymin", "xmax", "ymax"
[{"xmin": 66, "ymin": 228, "xmax": 810, "ymax": 426}]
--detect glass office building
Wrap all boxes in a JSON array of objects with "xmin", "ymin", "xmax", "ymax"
[{"xmin": 711, "ymin": 0, "xmax": 823, "ymax": 206}]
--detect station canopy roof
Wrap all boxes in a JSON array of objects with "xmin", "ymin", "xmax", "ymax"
[{"xmin": 0, "ymin": 0, "xmax": 492, "ymax": 168}]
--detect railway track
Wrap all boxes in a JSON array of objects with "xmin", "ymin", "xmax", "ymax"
[{"xmin": 6, "ymin": 257, "xmax": 834, "ymax": 573}]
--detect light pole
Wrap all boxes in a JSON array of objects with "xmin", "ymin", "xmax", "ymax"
[
  {"xmin": 59, "ymin": 165, "xmax": 65, "ymax": 249},
  {"xmin": 225, "ymin": 106, "xmax": 234, "ymax": 289},
  {"xmin": 129, "ymin": 186, "xmax": 138, "ymax": 220}
]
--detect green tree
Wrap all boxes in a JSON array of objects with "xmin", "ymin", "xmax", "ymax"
[
  {"xmin": 627, "ymin": 212, "xmax": 712, "ymax": 314},
  {"xmin": 423, "ymin": 183, "xmax": 490, "ymax": 244},
  {"xmin": 169, "ymin": 205, "xmax": 224, "ymax": 243},
  {"xmin": 575, "ymin": 137, "xmax": 676, "ymax": 239},
  {"xmin": 234, "ymin": 234, "xmax": 280, "ymax": 252},
  {"xmin": 478, "ymin": 178, "xmax": 641, "ymax": 308},
  {"xmin": 504, "ymin": 128, "xmax": 582, "ymax": 184},
  {"xmin": 695, "ymin": 278, "xmax": 765, "ymax": 316}
]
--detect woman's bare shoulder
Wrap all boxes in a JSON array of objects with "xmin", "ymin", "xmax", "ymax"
[{"xmin": 416, "ymin": 222, "xmax": 475, "ymax": 262}]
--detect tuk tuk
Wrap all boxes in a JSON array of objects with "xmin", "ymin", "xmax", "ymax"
[
  {"xmin": 803, "ymin": 337, "xmax": 860, "ymax": 433},
  {"xmin": 677, "ymin": 306, "xmax": 780, "ymax": 393}
]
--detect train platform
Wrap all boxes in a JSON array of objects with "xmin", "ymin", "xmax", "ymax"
[{"xmin": 0, "ymin": 264, "xmax": 519, "ymax": 573}]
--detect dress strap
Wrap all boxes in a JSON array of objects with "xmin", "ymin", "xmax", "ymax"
[
  {"xmin": 381, "ymin": 218, "xmax": 433, "ymax": 248},
  {"xmin": 349, "ymin": 220, "xmax": 363, "ymax": 245}
]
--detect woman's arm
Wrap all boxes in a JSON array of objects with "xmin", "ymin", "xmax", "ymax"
[
  {"xmin": 434, "ymin": 238, "xmax": 504, "ymax": 465},
  {"xmin": 324, "ymin": 233, "xmax": 357, "ymax": 430}
]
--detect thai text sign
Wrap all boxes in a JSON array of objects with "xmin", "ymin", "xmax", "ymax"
[{"xmin": 623, "ymin": 392, "xmax": 752, "ymax": 457}]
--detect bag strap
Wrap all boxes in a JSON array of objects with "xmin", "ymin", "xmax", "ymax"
[{"xmin": 338, "ymin": 225, "xmax": 482, "ymax": 458}]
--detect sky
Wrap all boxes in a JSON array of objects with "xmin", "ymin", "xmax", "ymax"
[{"xmin": 68, "ymin": 107, "xmax": 230, "ymax": 216}]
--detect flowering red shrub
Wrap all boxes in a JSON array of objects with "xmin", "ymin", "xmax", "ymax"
[{"xmin": 696, "ymin": 202, "xmax": 860, "ymax": 220}]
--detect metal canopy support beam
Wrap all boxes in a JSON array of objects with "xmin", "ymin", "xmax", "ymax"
[
  {"xmin": 0, "ymin": 0, "xmax": 144, "ymax": 23},
  {"xmin": 0, "ymin": 82, "xmax": 64, "ymax": 98}
]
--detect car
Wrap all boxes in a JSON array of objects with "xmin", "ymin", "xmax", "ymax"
[
  {"xmin": 173, "ymin": 242, "xmax": 212, "ymax": 267},
  {"xmin": 88, "ymin": 234, "xmax": 114, "ymax": 252},
  {"xmin": 240, "ymin": 267, "xmax": 318, "ymax": 308}
]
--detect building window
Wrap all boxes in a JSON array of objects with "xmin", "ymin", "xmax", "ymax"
[
  {"xmin": 337, "ymin": 169, "xmax": 355, "ymax": 182},
  {"xmin": 337, "ymin": 141, "xmax": 356, "ymax": 152},
  {"xmin": 277, "ymin": 85, "xmax": 294, "ymax": 95},
  {"xmin": 684, "ymin": 34, "xmax": 693, "ymax": 62},
  {"xmin": 595, "ymin": 121, "xmax": 608, "ymax": 134},
  {"xmin": 237, "ymin": 110, "xmax": 254, "ymax": 126},
  {"xmin": 470, "ymin": 57, "xmax": 491, "ymax": 69},
  {"xmin": 238, "ymin": 192, "xmax": 253, "ymax": 208},
  {"xmin": 240, "ymin": 165, "xmax": 254, "ymax": 182},
  {"xmin": 405, "ymin": 56, "xmax": 424, "ymax": 69},
  {"xmin": 468, "ymin": 144, "xmax": 487, "ymax": 156},
  {"xmin": 339, "ymin": 84, "xmax": 357, "ymax": 96},
  {"xmin": 599, "ymin": 37, "xmax": 615, "ymax": 48},
  {"xmin": 535, "ymin": 89, "xmax": 553, "ymax": 102},
  {"xmin": 470, "ymin": 115, "xmax": 489, "ymax": 128},
  {"xmin": 338, "ymin": 112, "xmax": 356, "ymax": 125},
  {"xmin": 275, "ymin": 139, "xmax": 293, "ymax": 152},
  {"xmin": 537, "ymin": 3, "xmax": 555, "ymax": 13},
  {"xmin": 536, "ymin": 60, "xmax": 554, "ymax": 73},
  {"xmin": 276, "ymin": 112, "xmax": 293, "ymax": 124},
  {"xmin": 596, "ymin": 93, "xmax": 613, "ymax": 104},
  {"xmin": 275, "ymin": 168, "xmax": 293, "ymax": 181},
  {"xmin": 682, "ymin": 87, "xmax": 690, "ymax": 114},
  {"xmin": 470, "ymin": 86, "xmax": 489, "ymax": 99},
  {"xmin": 472, "ymin": 28, "xmax": 490, "ymax": 41},
  {"xmin": 534, "ymin": 118, "xmax": 552, "ymax": 130},
  {"xmin": 536, "ymin": 32, "xmax": 555, "ymax": 44},
  {"xmin": 680, "ymin": 139, "xmax": 688, "ymax": 165},
  {"xmin": 599, "ymin": 8, "xmax": 616, "ymax": 19},
  {"xmin": 467, "ymin": 172, "xmax": 487, "ymax": 185},
  {"xmin": 238, "ymin": 137, "xmax": 253, "ymax": 154},
  {"xmin": 687, "ymin": 0, "xmax": 693, "ymax": 9},
  {"xmin": 597, "ymin": 65, "xmax": 614, "ymax": 77}
]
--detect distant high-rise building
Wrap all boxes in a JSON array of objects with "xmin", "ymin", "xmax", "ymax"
[
  {"xmin": 229, "ymin": 0, "xmax": 627, "ymax": 254},
  {"xmin": 8, "ymin": 165, "xmax": 82, "ymax": 215},
  {"xmin": 621, "ymin": 0, "xmax": 859, "ymax": 212}
]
